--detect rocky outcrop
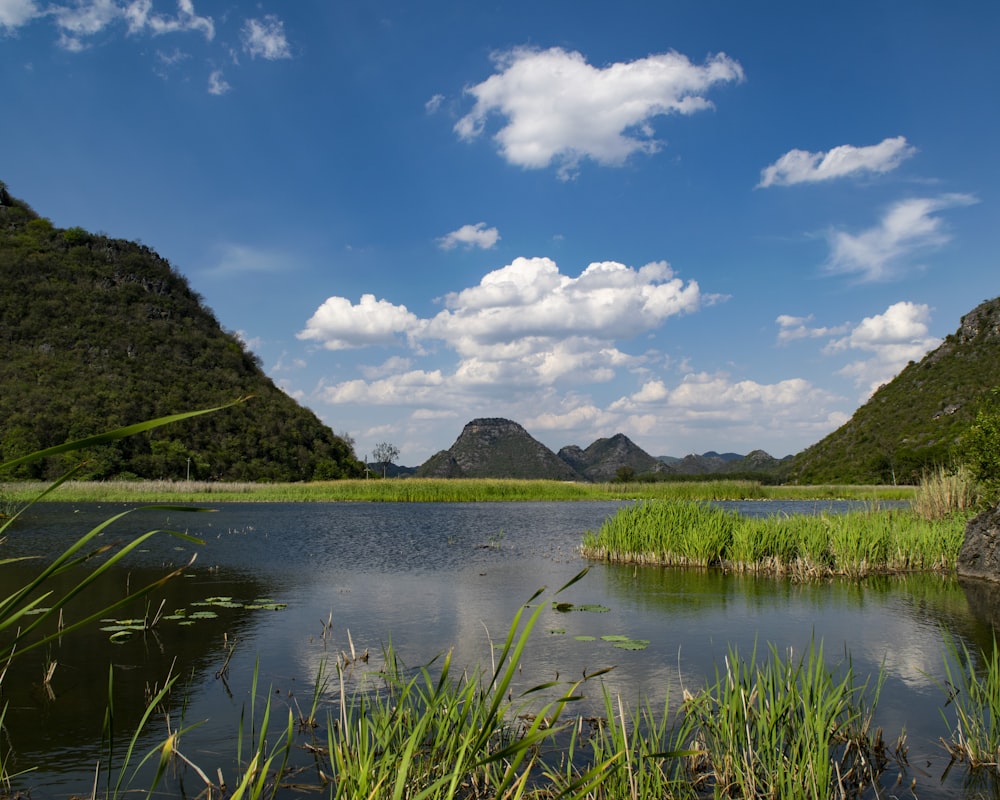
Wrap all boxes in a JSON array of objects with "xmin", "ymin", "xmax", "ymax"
[
  {"xmin": 956, "ymin": 504, "xmax": 1000, "ymax": 581},
  {"xmin": 416, "ymin": 418, "xmax": 582, "ymax": 480}
]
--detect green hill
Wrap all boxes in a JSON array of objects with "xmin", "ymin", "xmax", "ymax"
[
  {"xmin": 787, "ymin": 296, "xmax": 1000, "ymax": 485},
  {"xmin": 0, "ymin": 180, "xmax": 362, "ymax": 481}
]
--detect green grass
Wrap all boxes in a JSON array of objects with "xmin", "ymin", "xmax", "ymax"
[
  {"xmin": 0, "ymin": 478, "xmax": 916, "ymax": 504},
  {"xmin": 677, "ymin": 640, "xmax": 896, "ymax": 799},
  {"xmin": 939, "ymin": 632, "xmax": 1000, "ymax": 770},
  {"xmin": 581, "ymin": 501, "xmax": 967, "ymax": 577}
]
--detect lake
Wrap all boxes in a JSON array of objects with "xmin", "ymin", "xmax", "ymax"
[{"xmin": 1, "ymin": 500, "xmax": 997, "ymax": 798}]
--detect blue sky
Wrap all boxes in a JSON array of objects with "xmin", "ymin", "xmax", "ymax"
[{"xmin": 2, "ymin": 1, "xmax": 997, "ymax": 465}]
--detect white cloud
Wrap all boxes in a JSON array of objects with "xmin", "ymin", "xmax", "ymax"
[
  {"xmin": 825, "ymin": 193, "xmax": 978, "ymax": 281},
  {"xmin": 241, "ymin": 14, "xmax": 290, "ymax": 60},
  {"xmin": 125, "ymin": 0, "xmax": 213, "ymax": 39},
  {"xmin": 361, "ymin": 356, "xmax": 413, "ymax": 379},
  {"xmin": 207, "ymin": 68, "xmax": 230, "ymax": 95},
  {"xmin": 825, "ymin": 301, "xmax": 941, "ymax": 397},
  {"xmin": 455, "ymin": 46, "xmax": 743, "ymax": 178},
  {"xmin": 320, "ymin": 370, "xmax": 445, "ymax": 404},
  {"xmin": 437, "ymin": 222, "xmax": 500, "ymax": 251},
  {"xmin": 758, "ymin": 136, "xmax": 916, "ymax": 188},
  {"xmin": 298, "ymin": 294, "xmax": 421, "ymax": 351},
  {"xmin": 52, "ymin": 0, "xmax": 120, "ymax": 48},
  {"xmin": 775, "ymin": 314, "xmax": 850, "ymax": 343},
  {"xmin": 424, "ymin": 93, "xmax": 444, "ymax": 114},
  {"xmin": 0, "ymin": 0, "xmax": 38, "ymax": 31},
  {"xmin": 426, "ymin": 257, "xmax": 700, "ymax": 353}
]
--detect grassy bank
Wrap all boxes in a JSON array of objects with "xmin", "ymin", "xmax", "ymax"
[
  {"xmin": 0, "ymin": 478, "xmax": 915, "ymax": 504},
  {"xmin": 581, "ymin": 501, "xmax": 966, "ymax": 577}
]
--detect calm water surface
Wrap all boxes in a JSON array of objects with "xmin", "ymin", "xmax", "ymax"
[{"xmin": 2, "ymin": 500, "xmax": 997, "ymax": 798}]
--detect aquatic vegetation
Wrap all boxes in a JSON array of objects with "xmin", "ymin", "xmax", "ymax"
[
  {"xmin": 581, "ymin": 500, "xmax": 967, "ymax": 577},
  {"xmin": 939, "ymin": 632, "xmax": 1000, "ymax": 770},
  {"xmin": 677, "ymin": 640, "xmax": 898, "ymax": 799}
]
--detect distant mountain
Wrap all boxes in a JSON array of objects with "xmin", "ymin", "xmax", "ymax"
[
  {"xmin": 0, "ymin": 180, "xmax": 363, "ymax": 481},
  {"xmin": 416, "ymin": 418, "xmax": 582, "ymax": 480},
  {"xmin": 787, "ymin": 296, "xmax": 1000, "ymax": 484},
  {"xmin": 558, "ymin": 433, "xmax": 668, "ymax": 481}
]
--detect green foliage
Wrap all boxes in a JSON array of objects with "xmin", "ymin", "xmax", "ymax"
[
  {"xmin": 788, "ymin": 299, "xmax": 1000, "ymax": 485},
  {"xmin": 0, "ymin": 182, "xmax": 362, "ymax": 481},
  {"xmin": 582, "ymin": 501, "xmax": 966, "ymax": 576},
  {"xmin": 957, "ymin": 387, "xmax": 1000, "ymax": 501}
]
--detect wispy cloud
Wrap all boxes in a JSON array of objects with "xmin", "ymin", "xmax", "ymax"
[
  {"xmin": 3, "ymin": 1, "xmax": 289, "ymax": 91},
  {"xmin": 454, "ymin": 46, "xmax": 744, "ymax": 179},
  {"xmin": 775, "ymin": 314, "xmax": 850, "ymax": 344},
  {"xmin": 758, "ymin": 136, "xmax": 916, "ymax": 188},
  {"xmin": 241, "ymin": 14, "xmax": 290, "ymax": 60},
  {"xmin": 437, "ymin": 222, "xmax": 500, "ymax": 250},
  {"xmin": 825, "ymin": 193, "xmax": 978, "ymax": 281},
  {"xmin": 207, "ymin": 68, "xmax": 230, "ymax": 95}
]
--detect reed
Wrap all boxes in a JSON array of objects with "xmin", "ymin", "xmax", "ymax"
[
  {"xmin": 0, "ymin": 478, "xmax": 916, "ymax": 504},
  {"xmin": 912, "ymin": 465, "xmax": 981, "ymax": 520},
  {"xmin": 582, "ymin": 501, "xmax": 966, "ymax": 577},
  {"xmin": 939, "ymin": 632, "xmax": 1000, "ymax": 770},
  {"xmin": 677, "ymin": 640, "xmax": 895, "ymax": 799},
  {"xmin": 307, "ymin": 567, "xmax": 619, "ymax": 800}
]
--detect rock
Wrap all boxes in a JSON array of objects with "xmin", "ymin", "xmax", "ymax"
[{"xmin": 956, "ymin": 504, "xmax": 1000, "ymax": 581}]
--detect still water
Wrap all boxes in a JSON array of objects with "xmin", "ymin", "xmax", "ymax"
[{"xmin": 1, "ymin": 500, "xmax": 997, "ymax": 798}]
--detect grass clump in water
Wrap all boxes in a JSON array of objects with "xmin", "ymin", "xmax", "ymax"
[
  {"xmin": 676, "ymin": 640, "xmax": 898, "ymax": 799},
  {"xmin": 939, "ymin": 632, "xmax": 1000, "ymax": 772},
  {"xmin": 581, "ymin": 501, "xmax": 966, "ymax": 577}
]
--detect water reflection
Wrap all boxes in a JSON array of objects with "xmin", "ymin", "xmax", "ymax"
[{"xmin": 0, "ymin": 500, "xmax": 995, "ymax": 799}]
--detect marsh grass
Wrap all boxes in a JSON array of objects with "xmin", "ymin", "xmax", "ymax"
[
  {"xmin": 581, "ymin": 501, "xmax": 966, "ymax": 577},
  {"xmin": 0, "ymin": 478, "xmax": 915, "ymax": 504},
  {"xmin": 912, "ymin": 465, "xmax": 981, "ymax": 520},
  {"xmin": 939, "ymin": 633, "xmax": 1000, "ymax": 771},
  {"xmin": 677, "ymin": 640, "xmax": 896, "ymax": 799}
]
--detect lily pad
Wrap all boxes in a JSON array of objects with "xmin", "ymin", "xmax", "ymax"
[
  {"xmin": 612, "ymin": 639, "xmax": 650, "ymax": 651},
  {"xmin": 600, "ymin": 635, "xmax": 631, "ymax": 642},
  {"xmin": 109, "ymin": 630, "xmax": 135, "ymax": 643},
  {"xmin": 574, "ymin": 635, "xmax": 597, "ymax": 642}
]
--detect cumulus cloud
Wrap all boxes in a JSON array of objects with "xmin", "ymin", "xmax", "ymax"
[
  {"xmin": 825, "ymin": 301, "xmax": 941, "ymax": 397},
  {"xmin": 825, "ymin": 193, "xmax": 978, "ymax": 281},
  {"xmin": 775, "ymin": 314, "xmax": 850, "ymax": 343},
  {"xmin": 455, "ymin": 46, "xmax": 743, "ymax": 178},
  {"xmin": 241, "ymin": 14, "xmax": 290, "ymax": 60},
  {"xmin": 437, "ymin": 222, "xmax": 500, "ymax": 251},
  {"xmin": 0, "ymin": 0, "xmax": 39, "ymax": 31},
  {"xmin": 298, "ymin": 294, "xmax": 421, "ymax": 350},
  {"xmin": 758, "ymin": 136, "xmax": 916, "ymax": 188},
  {"xmin": 426, "ymin": 257, "xmax": 701, "ymax": 353}
]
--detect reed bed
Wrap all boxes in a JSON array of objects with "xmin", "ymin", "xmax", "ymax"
[
  {"xmin": 912, "ymin": 465, "xmax": 981, "ymax": 520},
  {"xmin": 0, "ymin": 478, "xmax": 915, "ymax": 504},
  {"xmin": 581, "ymin": 501, "xmax": 966, "ymax": 577}
]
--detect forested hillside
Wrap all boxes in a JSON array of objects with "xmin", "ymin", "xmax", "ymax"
[
  {"xmin": 0, "ymin": 181, "xmax": 362, "ymax": 481},
  {"xmin": 787, "ymin": 296, "xmax": 1000, "ymax": 484}
]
